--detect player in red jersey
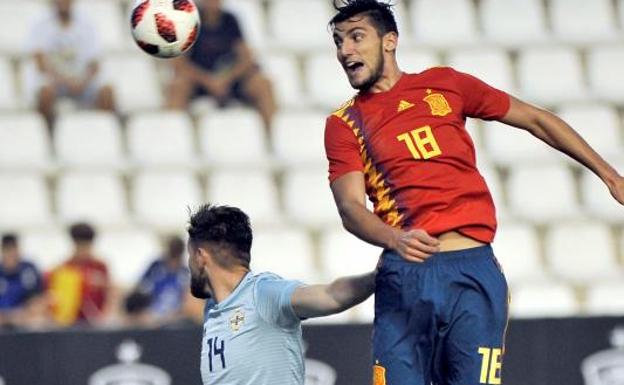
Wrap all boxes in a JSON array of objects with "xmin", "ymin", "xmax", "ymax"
[{"xmin": 324, "ymin": 1, "xmax": 624, "ymax": 384}]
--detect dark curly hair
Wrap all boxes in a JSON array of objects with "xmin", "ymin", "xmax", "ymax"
[
  {"xmin": 187, "ymin": 204, "xmax": 252, "ymax": 268},
  {"xmin": 329, "ymin": 0, "xmax": 398, "ymax": 36}
]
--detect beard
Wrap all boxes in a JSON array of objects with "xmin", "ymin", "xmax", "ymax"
[
  {"xmin": 190, "ymin": 273, "xmax": 212, "ymax": 299},
  {"xmin": 351, "ymin": 46, "xmax": 385, "ymax": 92}
]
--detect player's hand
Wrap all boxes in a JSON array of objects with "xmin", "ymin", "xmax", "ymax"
[
  {"xmin": 608, "ymin": 175, "xmax": 624, "ymax": 205},
  {"xmin": 392, "ymin": 229, "xmax": 440, "ymax": 263}
]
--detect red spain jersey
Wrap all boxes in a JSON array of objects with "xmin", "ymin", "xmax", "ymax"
[{"xmin": 324, "ymin": 67, "xmax": 510, "ymax": 243}]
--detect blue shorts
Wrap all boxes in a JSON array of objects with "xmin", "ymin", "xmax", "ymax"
[{"xmin": 373, "ymin": 245, "xmax": 509, "ymax": 385}]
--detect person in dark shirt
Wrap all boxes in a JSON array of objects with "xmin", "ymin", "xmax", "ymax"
[{"xmin": 169, "ymin": 0, "xmax": 276, "ymax": 134}]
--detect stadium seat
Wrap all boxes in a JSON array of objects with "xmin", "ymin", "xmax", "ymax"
[
  {"xmin": 319, "ymin": 227, "xmax": 382, "ymax": 278},
  {"xmin": 206, "ymin": 170, "xmax": 280, "ymax": 226},
  {"xmin": 56, "ymin": 172, "xmax": 128, "ymax": 227},
  {"xmin": 585, "ymin": 282, "xmax": 624, "ymax": 315},
  {"xmin": 0, "ymin": 57, "xmax": 18, "ymax": 109},
  {"xmin": 199, "ymin": 108, "xmax": 271, "ymax": 168},
  {"xmin": 587, "ymin": 46, "xmax": 624, "ymax": 103},
  {"xmin": 557, "ymin": 104, "xmax": 623, "ymax": 162},
  {"xmin": 76, "ymin": 0, "xmax": 126, "ymax": 52},
  {"xmin": 506, "ymin": 164, "xmax": 581, "ymax": 223},
  {"xmin": 259, "ymin": 53, "xmax": 306, "ymax": 109},
  {"xmin": 392, "ymin": 1, "xmax": 411, "ymax": 42},
  {"xmin": 267, "ymin": 0, "xmax": 332, "ymax": 52},
  {"xmin": 54, "ymin": 111, "xmax": 125, "ymax": 169},
  {"xmin": 126, "ymin": 111, "xmax": 196, "ymax": 169},
  {"xmin": 0, "ymin": 113, "xmax": 50, "ymax": 171},
  {"xmin": 102, "ymin": 54, "xmax": 163, "ymax": 114},
  {"xmin": 480, "ymin": 0, "xmax": 548, "ymax": 45},
  {"xmin": 282, "ymin": 168, "xmax": 341, "ymax": 228},
  {"xmin": 305, "ymin": 53, "xmax": 356, "ymax": 109},
  {"xmin": 446, "ymin": 48, "xmax": 515, "ymax": 93},
  {"xmin": 0, "ymin": 174, "xmax": 51, "ymax": 229},
  {"xmin": 251, "ymin": 227, "xmax": 319, "ymax": 283},
  {"xmin": 510, "ymin": 282, "xmax": 580, "ymax": 318},
  {"xmin": 132, "ymin": 171, "xmax": 202, "ymax": 230},
  {"xmin": 545, "ymin": 222, "xmax": 621, "ymax": 285},
  {"xmin": 224, "ymin": 0, "xmax": 267, "ymax": 49},
  {"xmin": 0, "ymin": 1, "xmax": 48, "ymax": 56},
  {"xmin": 550, "ymin": 0, "xmax": 618, "ymax": 43},
  {"xmin": 492, "ymin": 222, "xmax": 546, "ymax": 286},
  {"xmin": 517, "ymin": 47, "xmax": 585, "ymax": 105},
  {"xmin": 271, "ymin": 110, "xmax": 327, "ymax": 167},
  {"xmin": 397, "ymin": 49, "xmax": 441, "ymax": 73},
  {"xmin": 22, "ymin": 228, "xmax": 72, "ymax": 272},
  {"xmin": 95, "ymin": 228, "xmax": 162, "ymax": 288},
  {"xmin": 482, "ymin": 120, "xmax": 562, "ymax": 165},
  {"xmin": 580, "ymin": 165, "xmax": 624, "ymax": 222},
  {"xmin": 410, "ymin": 0, "xmax": 479, "ymax": 46}
]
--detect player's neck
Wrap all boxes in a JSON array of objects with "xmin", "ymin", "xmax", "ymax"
[
  {"xmin": 369, "ymin": 62, "xmax": 403, "ymax": 94},
  {"xmin": 210, "ymin": 267, "xmax": 249, "ymax": 303}
]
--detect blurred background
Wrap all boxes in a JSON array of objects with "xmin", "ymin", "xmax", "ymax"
[{"xmin": 0, "ymin": 0, "xmax": 623, "ymax": 384}]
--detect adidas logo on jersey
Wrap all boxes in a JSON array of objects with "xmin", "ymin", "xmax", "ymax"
[{"xmin": 397, "ymin": 100, "xmax": 415, "ymax": 112}]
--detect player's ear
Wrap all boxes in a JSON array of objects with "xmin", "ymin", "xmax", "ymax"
[{"xmin": 382, "ymin": 32, "xmax": 398, "ymax": 52}]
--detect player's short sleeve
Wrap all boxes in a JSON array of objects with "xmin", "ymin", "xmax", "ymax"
[
  {"xmin": 254, "ymin": 274, "xmax": 304, "ymax": 329},
  {"xmin": 451, "ymin": 69, "xmax": 511, "ymax": 120},
  {"xmin": 325, "ymin": 114, "xmax": 364, "ymax": 183}
]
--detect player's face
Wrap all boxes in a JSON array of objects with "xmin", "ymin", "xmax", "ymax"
[
  {"xmin": 333, "ymin": 16, "xmax": 385, "ymax": 91},
  {"xmin": 188, "ymin": 243, "xmax": 212, "ymax": 299}
]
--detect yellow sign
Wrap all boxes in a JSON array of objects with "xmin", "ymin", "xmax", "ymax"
[
  {"xmin": 373, "ymin": 363, "xmax": 386, "ymax": 385},
  {"xmin": 397, "ymin": 100, "xmax": 415, "ymax": 112},
  {"xmin": 423, "ymin": 90, "xmax": 452, "ymax": 117}
]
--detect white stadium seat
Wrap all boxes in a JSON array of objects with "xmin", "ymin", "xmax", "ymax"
[
  {"xmin": 96, "ymin": 228, "xmax": 161, "ymax": 288},
  {"xmin": 206, "ymin": 170, "xmax": 280, "ymax": 226},
  {"xmin": 580, "ymin": 165, "xmax": 624, "ymax": 222},
  {"xmin": 271, "ymin": 111, "xmax": 327, "ymax": 167},
  {"xmin": 319, "ymin": 227, "xmax": 382, "ymax": 278},
  {"xmin": 199, "ymin": 109, "xmax": 270, "ymax": 168},
  {"xmin": 102, "ymin": 55, "xmax": 163, "ymax": 113},
  {"xmin": 492, "ymin": 222, "xmax": 547, "ymax": 286},
  {"xmin": 126, "ymin": 111, "xmax": 196, "ymax": 169},
  {"xmin": 305, "ymin": 53, "xmax": 356, "ymax": 110},
  {"xmin": 392, "ymin": 1, "xmax": 411, "ymax": 43},
  {"xmin": 76, "ymin": 0, "xmax": 126, "ymax": 52},
  {"xmin": 517, "ymin": 47, "xmax": 585, "ymax": 105},
  {"xmin": 397, "ymin": 49, "xmax": 441, "ymax": 73},
  {"xmin": 506, "ymin": 164, "xmax": 581, "ymax": 223},
  {"xmin": 0, "ymin": 1, "xmax": 48, "ymax": 56},
  {"xmin": 510, "ymin": 282, "xmax": 580, "ymax": 318},
  {"xmin": 410, "ymin": 0, "xmax": 479, "ymax": 46},
  {"xmin": 585, "ymin": 282, "xmax": 624, "ymax": 316},
  {"xmin": 282, "ymin": 168, "xmax": 341, "ymax": 228},
  {"xmin": 251, "ymin": 228, "xmax": 319, "ymax": 283},
  {"xmin": 0, "ymin": 113, "xmax": 50, "ymax": 171},
  {"xmin": 545, "ymin": 222, "xmax": 622, "ymax": 285},
  {"xmin": 447, "ymin": 49, "xmax": 515, "ymax": 93},
  {"xmin": 260, "ymin": 53, "xmax": 306, "ymax": 109},
  {"xmin": 54, "ymin": 111, "xmax": 124, "ymax": 169},
  {"xmin": 480, "ymin": 0, "xmax": 548, "ymax": 45},
  {"xmin": 22, "ymin": 228, "xmax": 72, "ymax": 272},
  {"xmin": 56, "ymin": 172, "xmax": 128, "ymax": 227},
  {"xmin": 0, "ymin": 174, "xmax": 51, "ymax": 229},
  {"xmin": 551, "ymin": 0, "xmax": 618, "ymax": 43},
  {"xmin": 132, "ymin": 171, "xmax": 202, "ymax": 230},
  {"xmin": 224, "ymin": 0, "xmax": 267, "ymax": 49},
  {"xmin": 268, "ymin": 0, "xmax": 332, "ymax": 52},
  {"xmin": 0, "ymin": 57, "xmax": 18, "ymax": 109},
  {"xmin": 557, "ymin": 104, "xmax": 623, "ymax": 162},
  {"xmin": 483, "ymin": 120, "xmax": 562, "ymax": 165},
  {"xmin": 587, "ymin": 46, "xmax": 624, "ymax": 103}
]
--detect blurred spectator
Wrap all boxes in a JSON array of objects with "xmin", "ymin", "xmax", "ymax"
[
  {"xmin": 168, "ymin": 0, "xmax": 276, "ymax": 134},
  {"xmin": 27, "ymin": 0, "xmax": 114, "ymax": 127},
  {"xmin": 132, "ymin": 235, "xmax": 190, "ymax": 326},
  {"xmin": 47, "ymin": 222, "xmax": 110, "ymax": 327},
  {"xmin": 0, "ymin": 234, "xmax": 45, "ymax": 329}
]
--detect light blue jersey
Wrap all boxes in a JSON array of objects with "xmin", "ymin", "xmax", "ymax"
[{"xmin": 201, "ymin": 272, "xmax": 305, "ymax": 385}]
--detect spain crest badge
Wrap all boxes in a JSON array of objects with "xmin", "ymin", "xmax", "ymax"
[{"xmin": 423, "ymin": 89, "xmax": 452, "ymax": 117}]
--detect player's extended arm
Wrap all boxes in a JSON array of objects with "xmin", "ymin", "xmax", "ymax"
[
  {"xmin": 331, "ymin": 171, "xmax": 440, "ymax": 262},
  {"xmin": 499, "ymin": 96, "xmax": 624, "ymax": 204},
  {"xmin": 290, "ymin": 269, "xmax": 376, "ymax": 319}
]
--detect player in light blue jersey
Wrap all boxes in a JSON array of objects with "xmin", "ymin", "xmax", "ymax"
[{"xmin": 186, "ymin": 204, "xmax": 377, "ymax": 385}]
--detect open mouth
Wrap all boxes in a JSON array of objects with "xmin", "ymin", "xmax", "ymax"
[{"xmin": 345, "ymin": 61, "xmax": 365, "ymax": 75}]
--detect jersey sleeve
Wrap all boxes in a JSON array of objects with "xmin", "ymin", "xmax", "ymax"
[
  {"xmin": 451, "ymin": 69, "xmax": 511, "ymax": 120},
  {"xmin": 324, "ymin": 115, "xmax": 364, "ymax": 183},
  {"xmin": 254, "ymin": 275, "xmax": 304, "ymax": 329}
]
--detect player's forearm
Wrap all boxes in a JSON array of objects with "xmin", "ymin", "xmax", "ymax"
[
  {"xmin": 325, "ymin": 270, "xmax": 376, "ymax": 313},
  {"xmin": 338, "ymin": 201, "xmax": 400, "ymax": 251}
]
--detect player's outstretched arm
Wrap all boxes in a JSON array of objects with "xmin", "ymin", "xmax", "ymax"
[
  {"xmin": 499, "ymin": 96, "xmax": 624, "ymax": 205},
  {"xmin": 290, "ymin": 268, "xmax": 377, "ymax": 319}
]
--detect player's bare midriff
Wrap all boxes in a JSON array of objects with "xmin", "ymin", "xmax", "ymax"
[{"xmin": 436, "ymin": 231, "xmax": 486, "ymax": 252}]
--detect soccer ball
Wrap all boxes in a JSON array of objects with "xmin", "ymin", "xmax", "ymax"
[{"xmin": 130, "ymin": 0, "xmax": 200, "ymax": 58}]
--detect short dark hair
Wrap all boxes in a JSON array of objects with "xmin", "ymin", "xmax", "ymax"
[
  {"xmin": 69, "ymin": 222, "xmax": 96, "ymax": 243},
  {"xmin": 1, "ymin": 233, "xmax": 18, "ymax": 248},
  {"xmin": 329, "ymin": 0, "xmax": 398, "ymax": 36},
  {"xmin": 187, "ymin": 204, "xmax": 252, "ymax": 268}
]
